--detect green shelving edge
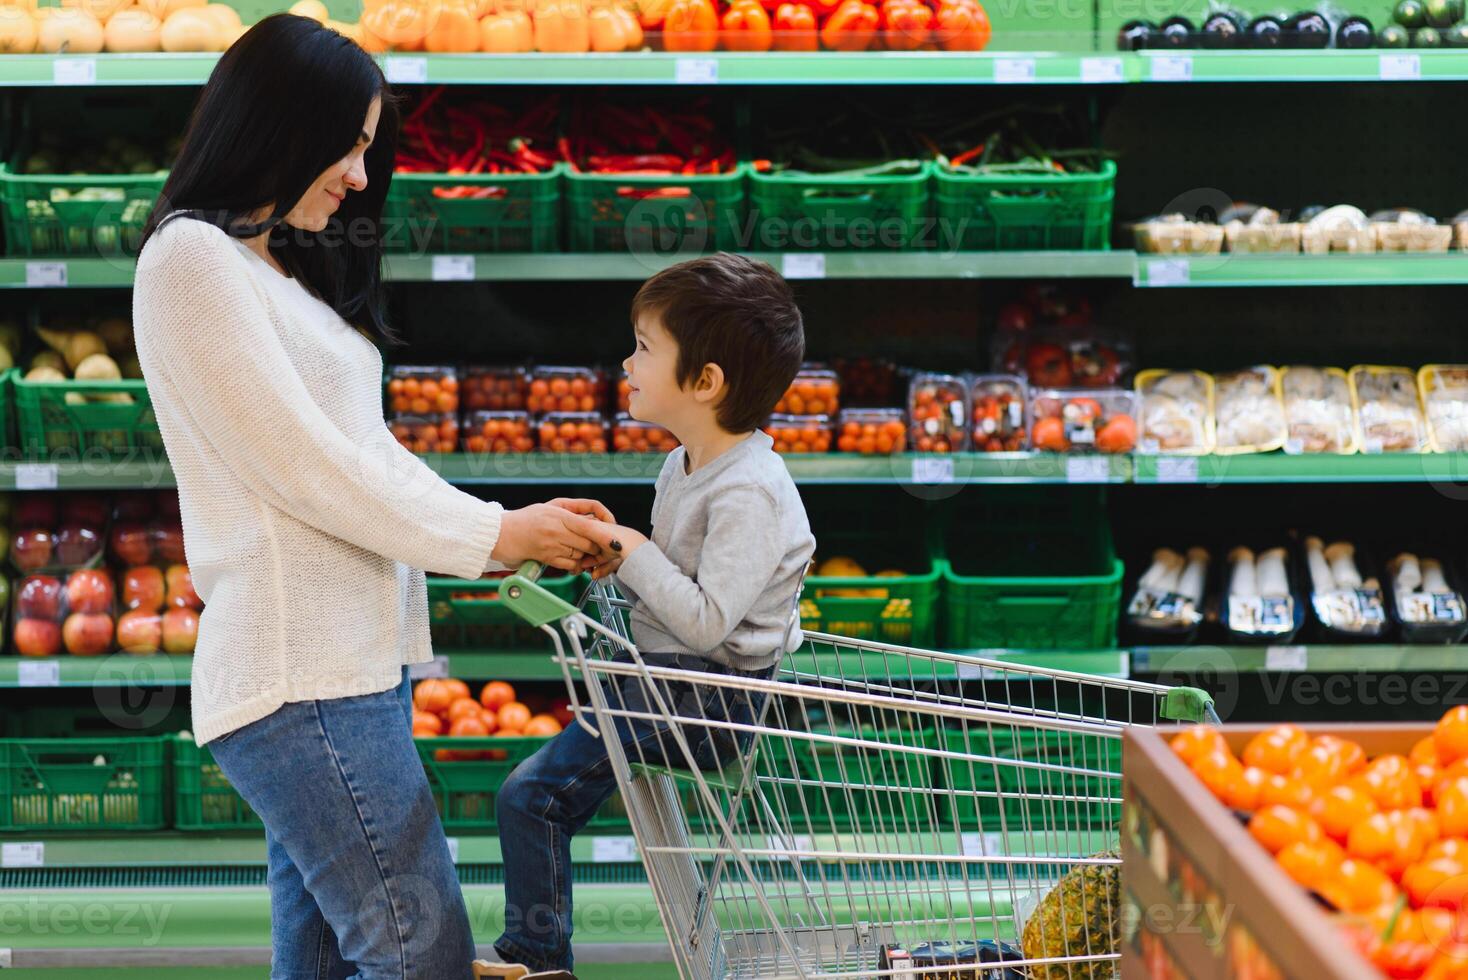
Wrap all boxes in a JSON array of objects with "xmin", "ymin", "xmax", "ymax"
[
  {"xmin": 1133, "ymin": 251, "xmax": 1468, "ymax": 287},
  {"xmin": 1131, "ymin": 645, "xmax": 1468, "ymax": 674}
]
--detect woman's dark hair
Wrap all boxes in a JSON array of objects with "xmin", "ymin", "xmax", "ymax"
[{"xmin": 140, "ymin": 14, "xmax": 401, "ymax": 346}]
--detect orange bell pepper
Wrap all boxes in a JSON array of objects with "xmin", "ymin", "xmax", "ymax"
[
  {"xmin": 880, "ymin": 0, "xmax": 930, "ymax": 48},
  {"xmin": 480, "ymin": 8, "xmax": 533, "ymax": 48},
  {"xmin": 615, "ymin": 2, "xmax": 644, "ymax": 44},
  {"xmin": 532, "ymin": 0, "xmax": 591, "ymax": 50},
  {"xmin": 933, "ymin": 0, "xmax": 988, "ymax": 49},
  {"xmin": 662, "ymin": 0, "xmax": 717, "ymax": 48},
  {"xmin": 588, "ymin": 2, "xmax": 631, "ymax": 48},
  {"xmin": 819, "ymin": 0, "xmax": 877, "ymax": 49},
  {"xmin": 721, "ymin": 0, "xmax": 772, "ymax": 49},
  {"xmin": 772, "ymin": 0, "xmax": 816, "ymax": 48}
]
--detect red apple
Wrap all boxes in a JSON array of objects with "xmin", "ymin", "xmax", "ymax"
[
  {"xmin": 62, "ymin": 612, "xmax": 113, "ymax": 655},
  {"xmin": 155, "ymin": 524, "xmax": 186, "ymax": 564},
  {"xmin": 16, "ymin": 575, "xmax": 61, "ymax": 620},
  {"xmin": 55, "ymin": 524, "xmax": 102, "ymax": 568},
  {"xmin": 112, "ymin": 492, "xmax": 154, "ymax": 523},
  {"xmin": 165, "ymin": 565, "xmax": 202, "ymax": 610},
  {"xmin": 13, "ymin": 498, "xmax": 57, "ymax": 529},
  {"xmin": 122, "ymin": 566, "xmax": 165, "ymax": 612},
  {"xmin": 62, "ymin": 495, "xmax": 109, "ymax": 529},
  {"xmin": 110, "ymin": 523, "xmax": 154, "ymax": 567},
  {"xmin": 156, "ymin": 492, "xmax": 181, "ymax": 521},
  {"xmin": 14, "ymin": 617, "xmax": 61, "ymax": 656},
  {"xmin": 162, "ymin": 607, "xmax": 199, "ymax": 654},
  {"xmin": 12, "ymin": 528, "xmax": 54, "ymax": 572},
  {"xmin": 66, "ymin": 568, "xmax": 114, "ymax": 615},
  {"xmin": 116, "ymin": 609, "xmax": 162, "ymax": 654}
]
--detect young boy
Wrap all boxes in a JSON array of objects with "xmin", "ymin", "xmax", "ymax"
[{"xmin": 482, "ymin": 253, "xmax": 816, "ymax": 980}]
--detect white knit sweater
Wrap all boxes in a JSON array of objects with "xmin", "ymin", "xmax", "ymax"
[{"xmin": 133, "ymin": 216, "xmax": 503, "ymax": 745}]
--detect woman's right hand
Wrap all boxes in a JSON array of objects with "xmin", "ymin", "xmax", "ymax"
[{"xmin": 491, "ymin": 503, "xmax": 601, "ymax": 572}]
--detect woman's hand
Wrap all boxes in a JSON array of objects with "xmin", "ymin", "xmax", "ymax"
[
  {"xmin": 576, "ymin": 520, "xmax": 650, "ymax": 580},
  {"xmin": 491, "ymin": 503, "xmax": 602, "ymax": 572},
  {"xmin": 547, "ymin": 497, "xmax": 616, "ymax": 524}
]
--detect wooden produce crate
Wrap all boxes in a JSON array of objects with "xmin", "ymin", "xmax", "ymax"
[{"xmin": 1121, "ymin": 723, "xmax": 1425, "ymax": 980}]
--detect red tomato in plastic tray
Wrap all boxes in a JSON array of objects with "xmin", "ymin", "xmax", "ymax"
[
  {"xmin": 909, "ymin": 378, "xmax": 966, "ymax": 453},
  {"xmin": 1030, "ymin": 393, "xmax": 1137, "ymax": 454},
  {"xmin": 971, "ymin": 387, "xmax": 1025, "ymax": 453}
]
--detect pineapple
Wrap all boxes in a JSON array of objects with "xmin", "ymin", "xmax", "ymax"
[{"xmin": 1020, "ymin": 849, "xmax": 1121, "ymax": 980}]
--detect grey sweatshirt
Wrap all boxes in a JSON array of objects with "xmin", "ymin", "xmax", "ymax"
[{"xmin": 614, "ymin": 430, "xmax": 816, "ymax": 671}]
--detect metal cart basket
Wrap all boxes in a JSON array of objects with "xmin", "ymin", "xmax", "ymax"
[{"xmin": 502, "ymin": 563, "xmax": 1216, "ymax": 980}]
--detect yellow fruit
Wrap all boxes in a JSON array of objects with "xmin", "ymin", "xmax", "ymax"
[
  {"xmin": 817, "ymin": 556, "xmax": 867, "ymax": 578},
  {"xmin": 324, "ymin": 16, "xmax": 359, "ymax": 39},
  {"xmin": 198, "ymin": 2, "xmax": 238, "ymax": 31},
  {"xmin": 61, "ymin": 0, "xmax": 132, "ymax": 24},
  {"xmin": 0, "ymin": 0, "xmax": 38, "ymax": 11},
  {"xmin": 160, "ymin": 6, "xmax": 217, "ymax": 49},
  {"xmin": 103, "ymin": 6, "xmax": 161, "ymax": 48},
  {"xmin": 289, "ymin": 0, "xmax": 327, "ymax": 21},
  {"xmin": 37, "ymin": 8, "xmax": 103, "ymax": 51},
  {"xmin": 0, "ymin": 6, "xmax": 37, "ymax": 51}
]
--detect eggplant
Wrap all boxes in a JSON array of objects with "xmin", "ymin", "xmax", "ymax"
[
  {"xmin": 1201, "ymin": 10, "xmax": 1245, "ymax": 46},
  {"xmin": 1286, "ymin": 10, "xmax": 1332, "ymax": 46},
  {"xmin": 1247, "ymin": 13, "xmax": 1286, "ymax": 45},
  {"xmin": 1158, "ymin": 15, "xmax": 1197, "ymax": 46},
  {"xmin": 1337, "ymin": 15, "xmax": 1375, "ymax": 46},
  {"xmin": 1117, "ymin": 18, "xmax": 1156, "ymax": 49}
]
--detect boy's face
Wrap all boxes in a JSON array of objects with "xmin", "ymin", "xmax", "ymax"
[{"xmin": 624, "ymin": 313, "xmax": 688, "ymax": 429}]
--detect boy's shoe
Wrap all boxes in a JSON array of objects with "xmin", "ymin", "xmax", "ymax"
[{"xmin": 471, "ymin": 960, "xmax": 577, "ymax": 980}]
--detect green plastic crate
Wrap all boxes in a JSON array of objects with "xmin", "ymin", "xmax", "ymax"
[
  {"xmin": 941, "ymin": 490, "xmax": 1123, "ymax": 650},
  {"xmin": 802, "ymin": 532, "xmax": 941, "ymax": 648},
  {"xmin": 0, "ymin": 368, "xmax": 14, "ymax": 453},
  {"xmin": 172, "ymin": 735, "xmax": 261, "ymax": 831},
  {"xmin": 0, "ymin": 162, "xmax": 166, "ymax": 258},
  {"xmin": 13, "ymin": 372, "xmax": 162, "ymax": 458},
  {"xmin": 756, "ymin": 726, "xmax": 938, "ymax": 833},
  {"xmin": 748, "ymin": 162, "xmax": 932, "ymax": 252},
  {"xmin": 427, "ymin": 573, "xmax": 585, "ymax": 649},
  {"xmin": 938, "ymin": 727, "xmax": 1121, "ymax": 832},
  {"xmin": 564, "ymin": 166, "xmax": 745, "ymax": 254},
  {"xmin": 0, "ymin": 735, "xmax": 167, "ymax": 832},
  {"xmin": 933, "ymin": 160, "xmax": 1116, "ymax": 252},
  {"xmin": 382, "ymin": 165, "xmax": 562, "ymax": 254}
]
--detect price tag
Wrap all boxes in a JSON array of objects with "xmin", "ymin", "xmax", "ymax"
[
  {"xmin": 1380, "ymin": 53, "xmax": 1421, "ymax": 80},
  {"xmin": 431, "ymin": 255, "xmax": 475, "ymax": 281},
  {"xmin": 15, "ymin": 462, "xmax": 58, "ymax": 491},
  {"xmin": 911, "ymin": 456, "xmax": 954, "ymax": 484},
  {"xmin": 53, "ymin": 58, "xmax": 97, "ymax": 85},
  {"xmin": 1080, "ymin": 57, "xmax": 1123, "ymax": 83},
  {"xmin": 1147, "ymin": 258, "xmax": 1190, "ymax": 286},
  {"xmin": 765, "ymin": 834, "xmax": 813, "ymax": 854},
  {"xmin": 383, "ymin": 56, "xmax": 428, "ymax": 84},
  {"xmin": 781, "ymin": 253, "xmax": 826, "ymax": 279},
  {"xmin": 1150, "ymin": 54, "xmax": 1193, "ymax": 81},
  {"xmin": 408, "ymin": 655, "xmax": 449, "ymax": 680},
  {"xmin": 592, "ymin": 836, "xmax": 638, "ymax": 862},
  {"xmin": 1155, "ymin": 457, "xmax": 1199, "ymax": 483},
  {"xmin": 960, "ymin": 832, "xmax": 1004, "ymax": 856},
  {"xmin": 445, "ymin": 837, "xmax": 460, "ymax": 863},
  {"xmin": 675, "ymin": 57, "xmax": 719, "ymax": 84},
  {"xmin": 994, "ymin": 58, "xmax": 1036, "ymax": 83},
  {"xmin": 25, "ymin": 262, "xmax": 67, "ymax": 288},
  {"xmin": 1065, "ymin": 456, "xmax": 1110, "ymax": 483},
  {"xmin": 1266, "ymin": 645, "xmax": 1308, "ymax": 672},
  {"xmin": 18, "ymin": 659, "xmax": 60, "ymax": 687},
  {"xmin": 2, "ymin": 842, "xmax": 43, "ymax": 868}
]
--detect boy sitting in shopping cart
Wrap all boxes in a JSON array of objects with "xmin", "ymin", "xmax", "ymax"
[{"xmin": 480, "ymin": 253, "xmax": 816, "ymax": 980}]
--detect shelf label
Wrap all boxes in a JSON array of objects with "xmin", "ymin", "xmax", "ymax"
[
  {"xmin": 431, "ymin": 255, "xmax": 475, "ymax": 281},
  {"xmin": 1065, "ymin": 456, "xmax": 1111, "ymax": 483},
  {"xmin": 994, "ymin": 58, "xmax": 1036, "ymax": 83},
  {"xmin": 765, "ymin": 834, "xmax": 813, "ymax": 854},
  {"xmin": 53, "ymin": 58, "xmax": 97, "ymax": 86},
  {"xmin": 2, "ymin": 842, "xmax": 43, "ymax": 868},
  {"xmin": 1265, "ymin": 645, "xmax": 1308, "ymax": 672},
  {"xmin": 1150, "ymin": 55, "xmax": 1193, "ymax": 81},
  {"xmin": 383, "ymin": 56, "xmax": 428, "ymax": 84},
  {"xmin": 960, "ymin": 832, "xmax": 1004, "ymax": 856},
  {"xmin": 25, "ymin": 262, "xmax": 67, "ymax": 288},
  {"xmin": 592, "ymin": 836, "xmax": 638, "ymax": 862},
  {"xmin": 1380, "ymin": 53, "xmax": 1421, "ymax": 80},
  {"xmin": 1080, "ymin": 57, "xmax": 1123, "ymax": 83},
  {"xmin": 17, "ymin": 659, "xmax": 60, "ymax": 687},
  {"xmin": 1146, "ymin": 258, "xmax": 1190, "ymax": 286},
  {"xmin": 1155, "ymin": 457, "xmax": 1199, "ymax": 483},
  {"xmin": 446, "ymin": 837, "xmax": 460, "ymax": 863},
  {"xmin": 781, "ymin": 253, "xmax": 826, "ymax": 279},
  {"xmin": 911, "ymin": 456, "xmax": 954, "ymax": 484},
  {"xmin": 15, "ymin": 462, "xmax": 58, "ymax": 491},
  {"xmin": 675, "ymin": 57, "xmax": 718, "ymax": 84},
  {"xmin": 408, "ymin": 655, "xmax": 449, "ymax": 680}
]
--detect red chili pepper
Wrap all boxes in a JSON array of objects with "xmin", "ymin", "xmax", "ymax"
[
  {"xmin": 950, "ymin": 143, "xmax": 985, "ymax": 166},
  {"xmin": 558, "ymin": 136, "xmax": 578, "ymax": 172}
]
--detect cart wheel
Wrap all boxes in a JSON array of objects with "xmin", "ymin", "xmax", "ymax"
[{"xmin": 472, "ymin": 960, "xmax": 577, "ymax": 980}]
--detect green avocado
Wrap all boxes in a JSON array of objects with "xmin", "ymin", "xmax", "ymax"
[
  {"xmin": 1447, "ymin": 21, "xmax": 1468, "ymax": 41},
  {"xmin": 1379, "ymin": 22, "xmax": 1412, "ymax": 43},
  {"xmin": 1396, "ymin": 0, "xmax": 1427, "ymax": 26},
  {"xmin": 1415, "ymin": 24, "xmax": 1444, "ymax": 43},
  {"xmin": 1427, "ymin": 0, "xmax": 1464, "ymax": 26}
]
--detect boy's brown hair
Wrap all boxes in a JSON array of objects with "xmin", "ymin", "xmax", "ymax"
[{"xmin": 631, "ymin": 253, "xmax": 805, "ymax": 434}]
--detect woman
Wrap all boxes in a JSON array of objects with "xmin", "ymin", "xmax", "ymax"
[{"xmin": 132, "ymin": 16, "xmax": 603, "ymax": 979}]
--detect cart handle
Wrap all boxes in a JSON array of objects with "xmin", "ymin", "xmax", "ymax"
[
  {"xmin": 1161, "ymin": 686, "xmax": 1220, "ymax": 725},
  {"xmin": 502, "ymin": 561, "xmax": 580, "ymax": 627}
]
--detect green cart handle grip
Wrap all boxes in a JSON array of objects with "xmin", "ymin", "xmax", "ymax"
[
  {"xmin": 1161, "ymin": 686, "xmax": 1220, "ymax": 725},
  {"xmin": 502, "ymin": 560, "xmax": 580, "ymax": 628}
]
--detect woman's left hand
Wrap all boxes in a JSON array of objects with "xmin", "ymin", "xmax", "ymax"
[
  {"xmin": 577, "ymin": 520, "xmax": 649, "ymax": 580},
  {"xmin": 548, "ymin": 497, "xmax": 616, "ymax": 524}
]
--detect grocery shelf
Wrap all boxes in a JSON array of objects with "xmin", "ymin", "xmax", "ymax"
[
  {"xmin": 1131, "ymin": 645, "xmax": 1468, "ymax": 673},
  {"xmin": 1131, "ymin": 48, "xmax": 1468, "ymax": 83},
  {"xmin": 1131, "ymin": 452, "xmax": 1468, "ymax": 484},
  {"xmin": 1133, "ymin": 251, "xmax": 1468, "ymax": 287},
  {"xmin": 0, "ymin": 652, "xmax": 191, "ymax": 687}
]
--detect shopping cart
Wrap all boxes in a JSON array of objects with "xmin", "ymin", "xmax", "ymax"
[{"xmin": 501, "ymin": 562, "xmax": 1217, "ymax": 980}]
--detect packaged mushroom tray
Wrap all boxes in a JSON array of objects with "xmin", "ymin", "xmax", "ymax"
[
  {"xmin": 1417, "ymin": 364, "xmax": 1468, "ymax": 452},
  {"xmin": 1383, "ymin": 550, "xmax": 1468, "ymax": 644},
  {"xmin": 1299, "ymin": 205, "xmax": 1375, "ymax": 254},
  {"xmin": 1303, "ymin": 536, "xmax": 1387, "ymax": 640},
  {"xmin": 1222, "ymin": 204, "xmax": 1301, "ymax": 255},
  {"xmin": 1135, "ymin": 369, "xmax": 1214, "ymax": 455},
  {"xmin": 1349, "ymin": 365, "xmax": 1427, "ymax": 453},
  {"xmin": 1225, "ymin": 544, "xmax": 1302, "ymax": 643},
  {"xmin": 1213, "ymin": 366, "xmax": 1287, "ymax": 454},
  {"xmin": 1281, "ymin": 366, "xmax": 1357, "ymax": 454},
  {"xmin": 1127, "ymin": 546, "xmax": 1209, "ymax": 641},
  {"xmin": 1132, "ymin": 213, "xmax": 1224, "ymax": 255},
  {"xmin": 1371, "ymin": 208, "xmax": 1452, "ymax": 253}
]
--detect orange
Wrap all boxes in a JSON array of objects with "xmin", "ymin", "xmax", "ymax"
[
  {"xmin": 412, "ymin": 678, "xmax": 455, "ymax": 716},
  {"xmin": 1440, "ymin": 707, "xmax": 1468, "ymax": 766},
  {"xmin": 1315, "ymin": 734, "xmax": 1368, "ymax": 773},
  {"xmin": 524, "ymin": 714, "xmax": 563, "ymax": 737},
  {"xmin": 1260, "ymin": 773, "xmax": 1315, "ymax": 810},
  {"xmin": 448, "ymin": 715, "xmax": 490, "ymax": 737},
  {"xmin": 1322, "ymin": 858, "xmax": 1399, "ymax": 913},
  {"xmin": 1312, "ymin": 783, "xmax": 1379, "ymax": 843},
  {"xmin": 1426, "ymin": 950, "xmax": 1468, "ymax": 980},
  {"xmin": 498, "ymin": 701, "xmax": 532, "ymax": 732},
  {"xmin": 1405, "ymin": 858, "xmax": 1468, "ymax": 910},
  {"xmin": 1192, "ymin": 749, "xmax": 1244, "ymax": 804},
  {"xmin": 1277, "ymin": 838, "xmax": 1345, "ymax": 890},
  {"xmin": 1243, "ymin": 724, "xmax": 1310, "ymax": 774},
  {"xmin": 1376, "ymin": 939, "xmax": 1438, "ymax": 978},
  {"xmin": 1230, "ymin": 766, "xmax": 1267, "ymax": 811},
  {"xmin": 447, "ymin": 698, "xmax": 483, "ymax": 725},
  {"xmin": 1249, "ymin": 805, "xmax": 1323, "ymax": 854},
  {"xmin": 1349, "ymin": 811, "xmax": 1431, "ymax": 879},
  {"xmin": 411, "ymin": 709, "xmax": 442, "ymax": 736},
  {"xmin": 443, "ymin": 678, "xmax": 470, "ymax": 701},
  {"xmin": 1427, "ymin": 839, "xmax": 1468, "ymax": 863},
  {"xmin": 1438, "ymin": 762, "xmax": 1468, "ymax": 797},
  {"xmin": 1440, "ymin": 780, "xmax": 1468, "ymax": 838},
  {"xmin": 1293, "ymin": 738, "xmax": 1364, "ymax": 790},
  {"xmin": 1361, "ymin": 754, "xmax": 1425, "ymax": 810},
  {"xmin": 1168, "ymin": 726, "xmax": 1226, "ymax": 763},
  {"xmin": 480, "ymin": 680, "xmax": 516, "ymax": 712},
  {"xmin": 1415, "ymin": 736, "xmax": 1444, "ymax": 768}
]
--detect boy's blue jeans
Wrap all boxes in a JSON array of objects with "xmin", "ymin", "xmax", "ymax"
[{"xmin": 494, "ymin": 652, "xmax": 776, "ymax": 973}]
